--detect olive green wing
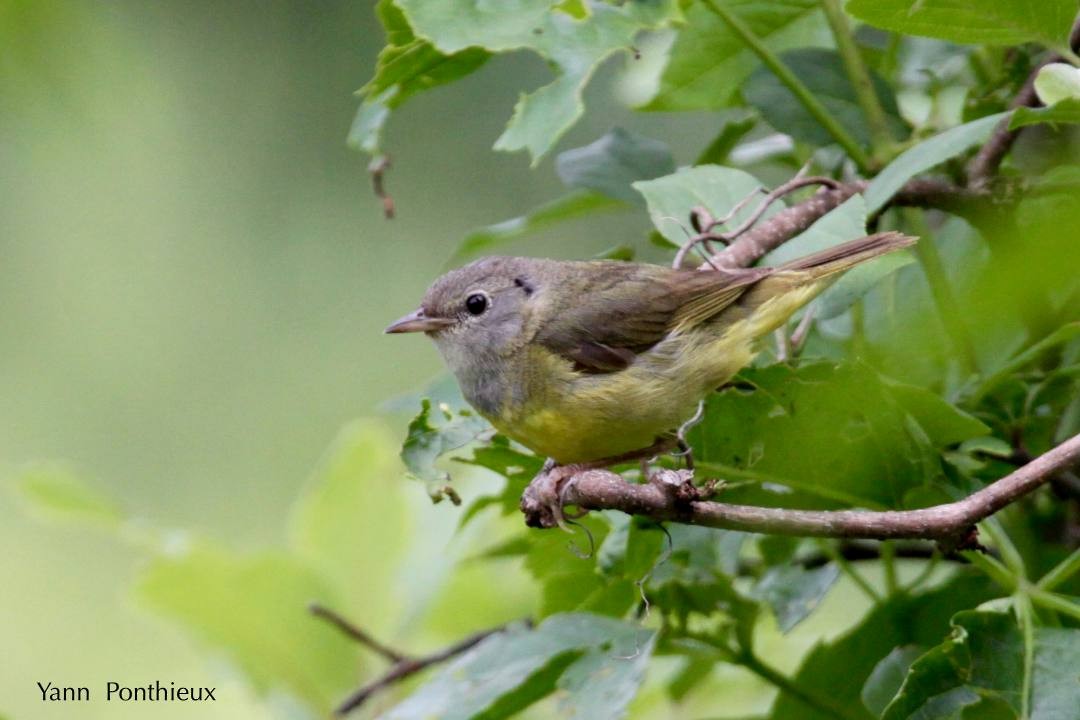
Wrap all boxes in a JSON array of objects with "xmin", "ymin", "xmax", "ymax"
[{"xmin": 533, "ymin": 263, "xmax": 769, "ymax": 374}]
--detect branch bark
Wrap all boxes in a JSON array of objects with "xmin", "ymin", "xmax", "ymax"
[{"xmin": 521, "ymin": 433, "xmax": 1080, "ymax": 547}]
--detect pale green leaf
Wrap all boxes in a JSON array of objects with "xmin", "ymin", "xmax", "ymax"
[
  {"xmin": 451, "ymin": 191, "xmax": 623, "ymax": 262},
  {"xmin": 555, "ymin": 127, "xmax": 675, "ymax": 204},
  {"xmin": 1034, "ymin": 62, "xmax": 1080, "ymax": 105},
  {"xmin": 864, "ymin": 113, "xmax": 1006, "ymax": 214},
  {"xmin": 347, "ymin": 87, "xmax": 396, "ymax": 155},
  {"xmin": 633, "ymin": 165, "xmax": 771, "ymax": 246},
  {"xmin": 15, "ymin": 464, "xmax": 124, "ymax": 528},
  {"xmin": 136, "ymin": 543, "xmax": 357, "ymax": 714},
  {"xmin": 400, "ymin": 398, "xmax": 490, "ymax": 484},
  {"xmin": 289, "ymin": 421, "xmax": 407, "ymax": 611},
  {"xmin": 847, "ymin": 0, "xmax": 1079, "ymax": 54},
  {"xmin": 643, "ymin": 0, "xmax": 830, "ymax": 111}
]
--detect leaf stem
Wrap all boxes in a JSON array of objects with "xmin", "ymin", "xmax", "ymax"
[
  {"xmin": 700, "ymin": 0, "xmax": 874, "ymax": 172},
  {"xmin": 963, "ymin": 550, "xmax": 1017, "ymax": 592},
  {"xmin": 1014, "ymin": 592, "xmax": 1035, "ymax": 720},
  {"xmin": 1028, "ymin": 586, "xmax": 1080, "ymax": 622},
  {"xmin": 880, "ymin": 541, "xmax": 899, "ymax": 595},
  {"xmin": 817, "ymin": 539, "xmax": 881, "ymax": 602},
  {"xmin": 739, "ymin": 650, "xmax": 864, "ymax": 720},
  {"xmin": 903, "ymin": 548, "xmax": 942, "ymax": 592},
  {"xmin": 819, "ymin": 0, "xmax": 895, "ymax": 160},
  {"xmin": 1036, "ymin": 546, "xmax": 1080, "ymax": 591},
  {"xmin": 981, "ymin": 518, "xmax": 1026, "ymax": 578}
]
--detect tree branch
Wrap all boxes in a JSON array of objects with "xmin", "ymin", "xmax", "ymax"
[
  {"xmin": 520, "ymin": 433, "xmax": 1080, "ymax": 547},
  {"xmin": 309, "ymin": 603, "xmax": 526, "ymax": 716}
]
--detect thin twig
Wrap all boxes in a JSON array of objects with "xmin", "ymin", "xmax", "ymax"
[
  {"xmin": 675, "ymin": 174, "xmax": 839, "ymax": 269},
  {"xmin": 309, "ymin": 603, "xmax": 410, "ymax": 664},
  {"xmin": 369, "ymin": 154, "xmax": 396, "ymax": 219},
  {"xmin": 520, "ymin": 433, "xmax": 1080, "ymax": 547},
  {"xmin": 314, "ymin": 605, "xmax": 527, "ymax": 717}
]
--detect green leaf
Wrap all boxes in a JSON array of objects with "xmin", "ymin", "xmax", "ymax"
[
  {"xmin": 401, "ymin": 398, "xmax": 490, "ymax": 484},
  {"xmin": 136, "ymin": 543, "xmax": 357, "ymax": 713},
  {"xmin": 752, "ymin": 562, "xmax": 840, "ymax": 633},
  {"xmin": 396, "ymin": 0, "xmax": 681, "ymax": 163},
  {"xmin": 742, "ymin": 48, "xmax": 904, "ymax": 149},
  {"xmin": 694, "ymin": 112, "xmax": 758, "ymax": 165},
  {"xmin": 381, "ymin": 613, "xmax": 654, "ymax": 720},
  {"xmin": 864, "ymin": 113, "xmax": 1006, "ymax": 214},
  {"xmin": 861, "ymin": 645, "xmax": 927, "ymax": 718},
  {"xmin": 882, "ymin": 611, "xmax": 1080, "ymax": 720},
  {"xmin": 765, "ymin": 570, "xmax": 998, "ymax": 720},
  {"xmin": 884, "ymin": 381, "xmax": 990, "ymax": 447},
  {"xmin": 1033, "ymin": 62, "xmax": 1080, "ymax": 105},
  {"xmin": 556, "ymin": 631, "xmax": 657, "ymax": 720},
  {"xmin": 451, "ymin": 191, "xmax": 623, "ymax": 262},
  {"xmin": 642, "ymin": 0, "xmax": 829, "ymax": 111},
  {"xmin": 347, "ymin": 88, "xmax": 395, "ymax": 155},
  {"xmin": 456, "ymin": 437, "xmax": 545, "ymax": 523},
  {"xmin": 364, "ymin": 0, "xmax": 490, "ymax": 107},
  {"xmin": 689, "ymin": 362, "xmax": 954, "ymax": 510},
  {"xmin": 555, "ymin": 127, "xmax": 675, "ymax": 204},
  {"xmin": 633, "ymin": 165, "xmax": 771, "ymax": 246},
  {"xmin": 14, "ymin": 463, "xmax": 124, "ymax": 528},
  {"xmin": 1010, "ymin": 98, "xmax": 1080, "ymax": 130},
  {"xmin": 288, "ymin": 421, "xmax": 407, "ymax": 610},
  {"xmin": 846, "ymin": 0, "xmax": 1079, "ymax": 55}
]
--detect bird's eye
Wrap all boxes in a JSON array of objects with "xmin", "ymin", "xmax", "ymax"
[{"xmin": 465, "ymin": 292, "xmax": 489, "ymax": 316}]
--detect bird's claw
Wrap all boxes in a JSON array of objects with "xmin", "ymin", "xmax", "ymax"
[{"xmin": 521, "ymin": 463, "xmax": 583, "ymax": 530}]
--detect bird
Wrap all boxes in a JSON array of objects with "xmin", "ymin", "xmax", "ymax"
[{"xmin": 386, "ymin": 232, "xmax": 915, "ymax": 474}]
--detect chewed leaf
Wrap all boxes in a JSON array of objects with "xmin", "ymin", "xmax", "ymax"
[{"xmin": 401, "ymin": 398, "xmax": 490, "ymax": 484}]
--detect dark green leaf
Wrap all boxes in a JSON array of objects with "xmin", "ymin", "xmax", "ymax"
[
  {"xmin": 742, "ymin": 48, "xmax": 904, "ymax": 149},
  {"xmin": 456, "ymin": 437, "xmax": 544, "ymax": 522},
  {"xmin": 765, "ymin": 571, "xmax": 997, "ymax": 720},
  {"xmin": 752, "ymin": 562, "xmax": 840, "ymax": 633},
  {"xmin": 861, "ymin": 645, "xmax": 927, "ymax": 718},
  {"xmin": 634, "ymin": 165, "xmax": 770, "ymax": 246},
  {"xmin": 556, "ymin": 127, "xmax": 675, "ymax": 204},
  {"xmin": 864, "ymin": 113, "xmax": 1006, "ymax": 214},
  {"xmin": 642, "ymin": 0, "xmax": 829, "ymax": 111},
  {"xmin": 401, "ymin": 398, "xmax": 490, "ymax": 484},
  {"xmin": 556, "ymin": 631, "xmax": 657, "ymax": 720},
  {"xmin": 695, "ymin": 113, "xmax": 758, "ymax": 166},
  {"xmin": 689, "ymin": 362, "xmax": 953, "ymax": 510},
  {"xmin": 847, "ymin": 0, "xmax": 1078, "ymax": 55},
  {"xmin": 1010, "ymin": 99, "xmax": 1080, "ymax": 130},
  {"xmin": 396, "ymin": 0, "xmax": 681, "ymax": 162},
  {"xmin": 883, "ymin": 611, "xmax": 1080, "ymax": 720},
  {"xmin": 452, "ymin": 191, "xmax": 623, "ymax": 262},
  {"xmin": 885, "ymin": 381, "xmax": 990, "ymax": 446}
]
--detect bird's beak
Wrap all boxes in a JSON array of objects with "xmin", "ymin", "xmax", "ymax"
[{"xmin": 384, "ymin": 308, "xmax": 454, "ymax": 334}]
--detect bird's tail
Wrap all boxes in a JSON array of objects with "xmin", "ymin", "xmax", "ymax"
[{"xmin": 776, "ymin": 231, "xmax": 917, "ymax": 278}]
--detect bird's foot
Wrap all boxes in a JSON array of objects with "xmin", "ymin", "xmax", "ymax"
[{"xmin": 521, "ymin": 462, "xmax": 588, "ymax": 530}]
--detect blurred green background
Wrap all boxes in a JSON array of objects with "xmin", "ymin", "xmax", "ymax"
[{"xmin": 0, "ymin": 1, "xmax": 723, "ymax": 718}]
